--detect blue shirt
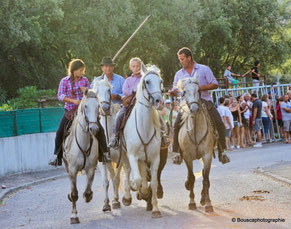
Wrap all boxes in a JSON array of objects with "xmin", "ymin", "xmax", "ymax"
[
  {"xmin": 173, "ymin": 62, "xmax": 218, "ymax": 101},
  {"xmin": 91, "ymin": 73, "xmax": 125, "ymax": 104},
  {"xmin": 224, "ymin": 69, "xmax": 234, "ymax": 83}
]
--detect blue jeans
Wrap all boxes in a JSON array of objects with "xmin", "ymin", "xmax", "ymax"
[{"xmin": 262, "ymin": 117, "xmax": 270, "ymax": 134}]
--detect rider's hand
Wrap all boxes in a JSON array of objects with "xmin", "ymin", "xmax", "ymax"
[
  {"xmin": 111, "ymin": 94, "xmax": 121, "ymax": 101},
  {"xmin": 74, "ymin": 99, "xmax": 81, "ymax": 105},
  {"xmin": 168, "ymin": 90, "xmax": 178, "ymax": 97}
]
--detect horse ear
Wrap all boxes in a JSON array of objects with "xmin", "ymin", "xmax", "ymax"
[{"xmin": 141, "ymin": 62, "xmax": 148, "ymax": 75}]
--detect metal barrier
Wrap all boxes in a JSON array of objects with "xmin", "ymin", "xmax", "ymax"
[{"xmin": 211, "ymin": 83, "xmax": 291, "ymax": 143}]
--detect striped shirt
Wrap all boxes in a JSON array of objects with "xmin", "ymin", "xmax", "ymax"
[{"xmin": 57, "ymin": 76, "xmax": 90, "ymax": 111}]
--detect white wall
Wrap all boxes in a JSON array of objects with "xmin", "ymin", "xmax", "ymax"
[{"xmin": 0, "ymin": 133, "xmax": 56, "ymax": 176}]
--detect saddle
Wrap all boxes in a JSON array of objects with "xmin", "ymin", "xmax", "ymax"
[{"xmin": 120, "ymin": 94, "xmax": 136, "ymax": 131}]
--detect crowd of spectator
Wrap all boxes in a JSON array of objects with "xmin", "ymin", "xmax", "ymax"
[{"xmin": 217, "ymin": 90, "xmax": 291, "ymax": 149}]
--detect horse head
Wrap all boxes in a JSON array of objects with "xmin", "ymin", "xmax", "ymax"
[
  {"xmin": 80, "ymin": 88, "xmax": 100, "ymax": 136},
  {"xmin": 92, "ymin": 78, "xmax": 112, "ymax": 115},
  {"xmin": 138, "ymin": 63, "xmax": 163, "ymax": 109},
  {"xmin": 178, "ymin": 73, "xmax": 200, "ymax": 113}
]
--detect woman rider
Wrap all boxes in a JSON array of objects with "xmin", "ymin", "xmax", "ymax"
[{"xmin": 49, "ymin": 59, "xmax": 110, "ymax": 166}]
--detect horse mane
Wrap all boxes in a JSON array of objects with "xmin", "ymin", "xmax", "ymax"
[
  {"xmin": 136, "ymin": 65, "xmax": 161, "ymax": 129},
  {"xmin": 72, "ymin": 89, "xmax": 96, "ymax": 130},
  {"xmin": 92, "ymin": 77, "xmax": 112, "ymax": 91}
]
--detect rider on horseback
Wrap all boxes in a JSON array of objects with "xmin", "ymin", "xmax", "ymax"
[
  {"xmin": 108, "ymin": 57, "xmax": 143, "ymax": 149},
  {"xmin": 49, "ymin": 59, "xmax": 110, "ymax": 166},
  {"xmin": 169, "ymin": 47, "xmax": 230, "ymax": 165},
  {"xmin": 108, "ymin": 57, "xmax": 169, "ymax": 149}
]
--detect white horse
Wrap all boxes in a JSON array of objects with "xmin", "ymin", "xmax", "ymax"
[
  {"xmin": 122, "ymin": 64, "xmax": 163, "ymax": 218},
  {"xmin": 92, "ymin": 78, "xmax": 132, "ymax": 212},
  {"xmin": 62, "ymin": 89, "xmax": 100, "ymax": 224},
  {"xmin": 177, "ymin": 75, "xmax": 216, "ymax": 213}
]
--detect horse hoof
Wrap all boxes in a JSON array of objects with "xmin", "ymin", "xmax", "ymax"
[
  {"xmin": 130, "ymin": 185, "xmax": 138, "ymax": 192},
  {"xmin": 70, "ymin": 217, "xmax": 80, "ymax": 224},
  {"xmin": 188, "ymin": 203, "xmax": 197, "ymax": 210},
  {"xmin": 221, "ymin": 154, "xmax": 230, "ymax": 164},
  {"xmin": 103, "ymin": 204, "xmax": 111, "ymax": 212},
  {"xmin": 146, "ymin": 202, "xmax": 153, "ymax": 211},
  {"xmin": 83, "ymin": 191, "xmax": 93, "ymax": 203},
  {"xmin": 205, "ymin": 205, "xmax": 214, "ymax": 213},
  {"xmin": 152, "ymin": 211, "xmax": 162, "ymax": 218},
  {"xmin": 157, "ymin": 185, "xmax": 163, "ymax": 199},
  {"xmin": 136, "ymin": 192, "xmax": 142, "ymax": 200},
  {"xmin": 112, "ymin": 201, "xmax": 121, "ymax": 209},
  {"xmin": 122, "ymin": 197, "xmax": 132, "ymax": 206},
  {"xmin": 185, "ymin": 181, "xmax": 191, "ymax": 191}
]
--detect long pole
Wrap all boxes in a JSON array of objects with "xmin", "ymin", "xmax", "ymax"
[{"xmin": 112, "ymin": 14, "xmax": 152, "ymax": 62}]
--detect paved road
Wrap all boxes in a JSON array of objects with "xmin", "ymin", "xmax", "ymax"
[{"xmin": 0, "ymin": 143, "xmax": 291, "ymax": 229}]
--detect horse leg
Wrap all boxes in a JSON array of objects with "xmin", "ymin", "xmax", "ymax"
[
  {"xmin": 83, "ymin": 167, "xmax": 95, "ymax": 203},
  {"xmin": 137, "ymin": 161, "xmax": 150, "ymax": 201},
  {"xmin": 122, "ymin": 160, "xmax": 132, "ymax": 206},
  {"xmin": 157, "ymin": 148, "xmax": 168, "ymax": 199},
  {"xmin": 100, "ymin": 164, "xmax": 111, "ymax": 212},
  {"xmin": 108, "ymin": 162, "xmax": 121, "ymax": 209},
  {"xmin": 68, "ymin": 170, "xmax": 79, "ymax": 224},
  {"xmin": 150, "ymin": 157, "xmax": 162, "ymax": 218},
  {"xmin": 201, "ymin": 154, "xmax": 213, "ymax": 213},
  {"xmin": 184, "ymin": 158, "xmax": 196, "ymax": 210},
  {"xmin": 128, "ymin": 155, "xmax": 142, "ymax": 191}
]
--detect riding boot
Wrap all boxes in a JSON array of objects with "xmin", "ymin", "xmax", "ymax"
[
  {"xmin": 159, "ymin": 115, "xmax": 170, "ymax": 147},
  {"xmin": 171, "ymin": 112, "xmax": 183, "ymax": 164},
  {"xmin": 95, "ymin": 121, "xmax": 111, "ymax": 163},
  {"xmin": 49, "ymin": 112, "xmax": 69, "ymax": 167},
  {"xmin": 202, "ymin": 99, "xmax": 230, "ymax": 164},
  {"xmin": 108, "ymin": 106, "xmax": 126, "ymax": 149}
]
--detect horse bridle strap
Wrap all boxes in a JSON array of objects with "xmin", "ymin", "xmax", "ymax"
[
  {"xmin": 74, "ymin": 127, "xmax": 93, "ymax": 170},
  {"xmin": 135, "ymin": 109, "xmax": 156, "ymax": 163},
  {"xmin": 142, "ymin": 71, "xmax": 162, "ymax": 102}
]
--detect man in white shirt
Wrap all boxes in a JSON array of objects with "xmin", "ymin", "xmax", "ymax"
[
  {"xmin": 281, "ymin": 94, "xmax": 291, "ymax": 143},
  {"xmin": 223, "ymin": 99, "xmax": 233, "ymax": 150}
]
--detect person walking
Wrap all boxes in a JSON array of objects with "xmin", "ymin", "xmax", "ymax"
[{"xmin": 251, "ymin": 93, "xmax": 263, "ymax": 147}]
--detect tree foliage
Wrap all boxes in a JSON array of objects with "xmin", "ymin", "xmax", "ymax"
[{"xmin": 1, "ymin": 0, "xmax": 290, "ymax": 101}]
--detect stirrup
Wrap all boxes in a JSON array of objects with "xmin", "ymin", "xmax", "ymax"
[
  {"xmin": 108, "ymin": 137, "xmax": 119, "ymax": 150},
  {"xmin": 172, "ymin": 152, "xmax": 183, "ymax": 165}
]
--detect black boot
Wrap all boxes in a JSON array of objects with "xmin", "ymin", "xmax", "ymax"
[
  {"xmin": 202, "ymin": 99, "xmax": 230, "ymax": 164},
  {"xmin": 171, "ymin": 112, "xmax": 183, "ymax": 164},
  {"xmin": 96, "ymin": 122, "xmax": 111, "ymax": 163},
  {"xmin": 49, "ymin": 148, "xmax": 63, "ymax": 167}
]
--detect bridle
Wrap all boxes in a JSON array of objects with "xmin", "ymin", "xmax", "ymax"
[
  {"xmin": 140, "ymin": 71, "xmax": 162, "ymax": 106},
  {"xmin": 182, "ymin": 81, "xmax": 201, "ymax": 109},
  {"xmin": 75, "ymin": 93, "xmax": 99, "ymax": 169}
]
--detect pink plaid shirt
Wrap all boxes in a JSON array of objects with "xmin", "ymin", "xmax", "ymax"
[{"xmin": 57, "ymin": 76, "xmax": 90, "ymax": 111}]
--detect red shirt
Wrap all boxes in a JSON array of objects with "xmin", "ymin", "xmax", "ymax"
[{"xmin": 275, "ymin": 104, "xmax": 282, "ymax": 120}]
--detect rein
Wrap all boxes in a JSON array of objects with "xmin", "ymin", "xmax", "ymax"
[
  {"xmin": 75, "ymin": 93, "xmax": 98, "ymax": 170},
  {"xmin": 75, "ymin": 122, "xmax": 94, "ymax": 170}
]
